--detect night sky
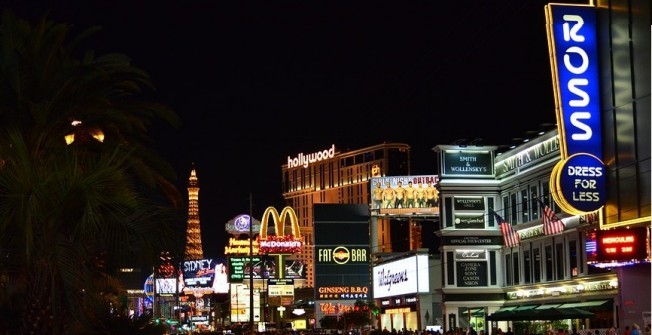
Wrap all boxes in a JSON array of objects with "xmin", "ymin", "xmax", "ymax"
[{"xmin": 2, "ymin": 0, "xmax": 587, "ymax": 259}]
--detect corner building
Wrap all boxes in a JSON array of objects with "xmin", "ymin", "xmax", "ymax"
[
  {"xmin": 281, "ymin": 143, "xmax": 411, "ymax": 288},
  {"xmin": 432, "ymin": 0, "xmax": 650, "ymax": 332}
]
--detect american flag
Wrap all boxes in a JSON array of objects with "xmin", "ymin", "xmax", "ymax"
[
  {"xmin": 537, "ymin": 198, "xmax": 565, "ymax": 235},
  {"xmin": 492, "ymin": 211, "xmax": 520, "ymax": 248}
]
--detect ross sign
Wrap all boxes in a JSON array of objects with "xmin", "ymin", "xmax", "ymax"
[
  {"xmin": 442, "ymin": 150, "xmax": 494, "ymax": 177},
  {"xmin": 372, "ymin": 254, "xmax": 429, "ymax": 299},
  {"xmin": 551, "ymin": 154, "xmax": 606, "ymax": 213},
  {"xmin": 455, "ymin": 261, "xmax": 488, "ymax": 287},
  {"xmin": 546, "ymin": 4, "xmax": 606, "ymax": 214},
  {"xmin": 258, "ymin": 206, "xmax": 303, "ymax": 254}
]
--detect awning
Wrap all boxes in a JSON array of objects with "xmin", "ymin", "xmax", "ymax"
[
  {"xmin": 558, "ymin": 300, "xmax": 609, "ymax": 310},
  {"xmin": 514, "ymin": 305, "xmax": 538, "ymax": 311},
  {"xmin": 487, "ymin": 305, "xmax": 594, "ymax": 321},
  {"xmin": 535, "ymin": 304, "xmax": 562, "ymax": 309},
  {"xmin": 494, "ymin": 306, "xmax": 517, "ymax": 313}
]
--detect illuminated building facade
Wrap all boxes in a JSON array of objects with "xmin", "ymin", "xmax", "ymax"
[
  {"xmin": 433, "ymin": 0, "xmax": 650, "ymax": 331},
  {"xmin": 185, "ymin": 166, "xmax": 204, "ymax": 260},
  {"xmin": 281, "ymin": 143, "xmax": 411, "ymax": 287}
]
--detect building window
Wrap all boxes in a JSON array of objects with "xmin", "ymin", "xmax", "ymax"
[
  {"xmin": 530, "ymin": 185, "xmax": 540, "ymax": 221},
  {"xmin": 510, "ymin": 193, "xmax": 518, "ymax": 223},
  {"xmin": 569, "ymin": 240, "xmax": 579, "ymax": 277},
  {"xmin": 512, "ymin": 252, "xmax": 520, "ymax": 285},
  {"xmin": 545, "ymin": 245, "xmax": 553, "ymax": 281},
  {"xmin": 533, "ymin": 247, "xmax": 541, "ymax": 283},
  {"xmin": 502, "ymin": 196, "xmax": 509, "ymax": 219},
  {"xmin": 520, "ymin": 189, "xmax": 529, "ymax": 223},
  {"xmin": 555, "ymin": 242, "xmax": 565, "ymax": 280},
  {"xmin": 523, "ymin": 249, "xmax": 531, "ymax": 284},
  {"xmin": 504, "ymin": 253, "xmax": 512, "ymax": 286}
]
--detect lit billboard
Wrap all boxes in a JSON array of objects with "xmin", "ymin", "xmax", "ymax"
[
  {"xmin": 155, "ymin": 278, "xmax": 179, "ymax": 295},
  {"xmin": 370, "ymin": 175, "xmax": 439, "ymax": 216},
  {"xmin": 182, "ymin": 258, "xmax": 217, "ymax": 288},
  {"xmin": 592, "ymin": 227, "xmax": 650, "ymax": 264},
  {"xmin": 314, "ymin": 204, "xmax": 371, "ymax": 301},
  {"xmin": 228, "ymin": 256, "xmax": 277, "ymax": 282},
  {"xmin": 284, "ymin": 259, "xmax": 308, "ymax": 279},
  {"xmin": 181, "ymin": 258, "xmax": 229, "ymax": 294},
  {"xmin": 372, "ymin": 254, "xmax": 430, "ymax": 299}
]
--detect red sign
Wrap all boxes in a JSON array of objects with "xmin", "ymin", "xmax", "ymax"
[{"xmin": 596, "ymin": 227, "xmax": 649, "ymax": 262}]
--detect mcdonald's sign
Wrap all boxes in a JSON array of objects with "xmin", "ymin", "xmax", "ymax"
[{"xmin": 258, "ymin": 206, "xmax": 303, "ymax": 254}]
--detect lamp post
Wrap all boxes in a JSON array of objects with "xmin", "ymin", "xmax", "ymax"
[{"xmin": 249, "ymin": 193, "xmax": 255, "ymax": 334}]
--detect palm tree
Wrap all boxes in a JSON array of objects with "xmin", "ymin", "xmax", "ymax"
[{"xmin": 0, "ymin": 10, "xmax": 184, "ymax": 335}]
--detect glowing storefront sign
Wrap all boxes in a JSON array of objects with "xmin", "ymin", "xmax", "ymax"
[
  {"xmin": 546, "ymin": 4, "xmax": 606, "ymax": 215},
  {"xmin": 224, "ymin": 237, "xmax": 260, "ymax": 255},
  {"xmin": 287, "ymin": 144, "xmax": 335, "ymax": 169},
  {"xmin": 316, "ymin": 246, "xmax": 368, "ymax": 265},
  {"xmin": 595, "ymin": 227, "xmax": 649, "ymax": 262},
  {"xmin": 372, "ymin": 254, "xmax": 429, "ymax": 299},
  {"xmin": 258, "ymin": 206, "xmax": 303, "ymax": 254}
]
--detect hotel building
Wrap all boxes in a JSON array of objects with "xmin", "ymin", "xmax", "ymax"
[{"xmin": 281, "ymin": 143, "xmax": 412, "ymax": 288}]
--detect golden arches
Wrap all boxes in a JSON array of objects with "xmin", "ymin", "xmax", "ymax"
[{"xmin": 259, "ymin": 206, "xmax": 301, "ymax": 239}]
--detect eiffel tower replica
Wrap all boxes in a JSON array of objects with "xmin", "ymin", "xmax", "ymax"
[{"xmin": 184, "ymin": 165, "xmax": 204, "ymax": 260}]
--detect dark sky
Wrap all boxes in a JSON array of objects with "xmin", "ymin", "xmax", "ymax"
[{"xmin": 2, "ymin": 0, "xmax": 585, "ymax": 259}]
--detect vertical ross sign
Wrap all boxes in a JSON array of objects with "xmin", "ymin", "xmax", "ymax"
[
  {"xmin": 546, "ymin": 4, "xmax": 606, "ymax": 214},
  {"xmin": 258, "ymin": 206, "xmax": 303, "ymax": 254}
]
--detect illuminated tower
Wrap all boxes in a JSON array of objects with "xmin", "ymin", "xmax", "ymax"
[{"xmin": 184, "ymin": 166, "xmax": 204, "ymax": 260}]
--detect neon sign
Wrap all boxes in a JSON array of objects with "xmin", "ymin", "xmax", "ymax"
[
  {"xmin": 546, "ymin": 4, "xmax": 606, "ymax": 214},
  {"xmin": 595, "ymin": 227, "xmax": 649, "ymax": 262},
  {"xmin": 258, "ymin": 206, "xmax": 303, "ymax": 254}
]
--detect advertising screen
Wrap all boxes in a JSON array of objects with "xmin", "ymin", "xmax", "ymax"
[
  {"xmin": 284, "ymin": 259, "xmax": 307, "ymax": 279},
  {"xmin": 370, "ymin": 175, "xmax": 439, "ymax": 216},
  {"xmin": 155, "ymin": 278, "xmax": 178, "ymax": 295},
  {"xmin": 182, "ymin": 258, "xmax": 221, "ymax": 288},
  {"xmin": 228, "ymin": 256, "xmax": 277, "ymax": 281}
]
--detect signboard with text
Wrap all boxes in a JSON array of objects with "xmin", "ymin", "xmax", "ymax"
[
  {"xmin": 546, "ymin": 4, "xmax": 606, "ymax": 214},
  {"xmin": 314, "ymin": 204, "xmax": 371, "ymax": 301},
  {"xmin": 442, "ymin": 150, "xmax": 494, "ymax": 177},
  {"xmin": 595, "ymin": 227, "xmax": 649, "ymax": 262},
  {"xmin": 372, "ymin": 254, "xmax": 430, "ymax": 299}
]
